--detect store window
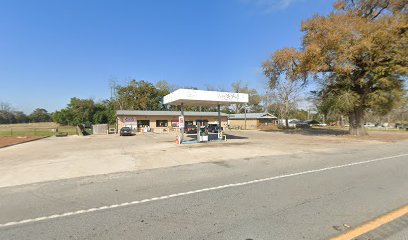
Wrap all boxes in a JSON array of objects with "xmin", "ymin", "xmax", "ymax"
[
  {"xmin": 137, "ymin": 120, "xmax": 150, "ymax": 128},
  {"xmin": 156, "ymin": 120, "xmax": 168, "ymax": 127}
]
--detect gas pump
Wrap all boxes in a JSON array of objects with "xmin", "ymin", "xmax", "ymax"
[{"xmin": 197, "ymin": 122, "xmax": 208, "ymax": 142}]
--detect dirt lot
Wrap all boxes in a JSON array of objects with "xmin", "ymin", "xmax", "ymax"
[
  {"xmin": 0, "ymin": 122, "xmax": 77, "ymax": 137},
  {"xmin": 0, "ymin": 136, "xmax": 45, "ymax": 148},
  {"xmin": 262, "ymin": 127, "xmax": 408, "ymax": 142},
  {"xmin": 0, "ymin": 129, "xmax": 407, "ymax": 188},
  {"xmin": 346, "ymin": 131, "xmax": 408, "ymax": 142}
]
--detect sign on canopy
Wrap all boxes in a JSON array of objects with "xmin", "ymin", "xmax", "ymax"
[{"xmin": 163, "ymin": 89, "xmax": 248, "ymax": 106}]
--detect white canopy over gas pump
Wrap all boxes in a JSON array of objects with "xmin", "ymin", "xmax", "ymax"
[
  {"xmin": 163, "ymin": 89, "xmax": 249, "ymax": 106},
  {"xmin": 163, "ymin": 89, "xmax": 249, "ymax": 143}
]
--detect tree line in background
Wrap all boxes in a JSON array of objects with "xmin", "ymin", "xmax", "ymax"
[
  {"xmin": 110, "ymin": 79, "xmax": 264, "ymax": 113},
  {"xmin": 0, "ymin": 102, "xmax": 52, "ymax": 124},
  {"xmin": 2, "ymin": 76, "xmax": 406, "ymax": 127},
  {"xmin": 0, "ymin": 79, "xmax": 268, "ymax": 126},
  {"xmin": 51, "ymin": 79, "xmax": 266, "ymax": 126},
  {"xmin": 52, "ymin": 98, "xmax": 116, "ymax": 126}
]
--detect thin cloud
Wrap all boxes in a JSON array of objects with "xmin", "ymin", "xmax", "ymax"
[
  {"xmin": 242, "ymin": 0, "xmax": 303, "ymax": 14},
  {"xmin": 278, "ymin": 0, "xmax": 297, "ymax": 9}
]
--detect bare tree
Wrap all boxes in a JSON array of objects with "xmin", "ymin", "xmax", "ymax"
[
  {"xmin": 268, "ymin": 78, "xmax": 302, "ymax": 127},
  {"xmin": 262, "ymin": 48, "xmax": 306, "ymax": 127},
  {"xmin": 230, "ymin": 81, "xmax": 262, "ymax": 113},
  {"xmin": 0, "ymin": 102, "xmax": 12, "ymax": 112}
]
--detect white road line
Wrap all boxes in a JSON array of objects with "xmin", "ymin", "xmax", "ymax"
[{"xmin": 1, "ymin": 153, "xmax": 407, "ymax": 228}]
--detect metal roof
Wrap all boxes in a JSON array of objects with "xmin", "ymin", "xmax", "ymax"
[
  {"xmin": 116, "ymin": 110, "xmax": 228, "ymax": 117},
  {"xmin": 228, "ymin": 112, "xmax": 278, "ymax": 120}
]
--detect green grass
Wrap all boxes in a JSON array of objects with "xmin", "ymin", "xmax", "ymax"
[
  {"xmin": 366, "ymin": 127, "xmax": 408, "ymax": 132},
  {"xmin": 314, "ymin": 126, "xmax": 408, "ymax": 132},
  {"xmin": 0, "ymin": 122, "xmax": 58, "ymax": 128},
  {"xmin": 56, "ymin": 126, "xmax": 78, "ymax": 135},
  {"xmin": 0, "ymin": 126, "xmax": 77, "ymax": 137},
  {"xmin": 0, "ymin": 129, "xmax": 53, "ymax": 137}
]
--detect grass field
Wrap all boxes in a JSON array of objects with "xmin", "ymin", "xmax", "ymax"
[
  {"xmin": 0, "ymin": 122, "xmax": 77, "ymax": 136},
  {"xmin": 316, "ymin": 126, "xmax": 408, "ymax": 132}
]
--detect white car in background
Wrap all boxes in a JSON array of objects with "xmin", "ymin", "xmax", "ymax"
[{"xmin": 364, "ymin": 123, "xmax": 376, "ymax": 127}]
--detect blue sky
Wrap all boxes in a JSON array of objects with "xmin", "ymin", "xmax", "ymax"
[{"xmin": 0, "ymin": 0, "xmax": 334, "ymax": 113}]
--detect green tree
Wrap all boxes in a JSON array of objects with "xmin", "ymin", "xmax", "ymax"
[
  {"xmin": 13, "ymin": 111, "xmax": 29, "ymax": 123},
  {"xmin": 0, "ymin": 111, "xmax": 15, "ymax": 124},
  {"xmin": 53, "ymin": 98, "xmax": 117, "ymax": 126},
  {"xmin": 92, "ymin": 102, "xmax": 116, "ymax": 124},
  {"xmin": 67, "ymin": 98, "xmax": 95, "ymax": 125},
  {"xmin": 29, "ymin": 108, "xmax": 52, "ymax": 122},
  {"xmin": 0, "ymin": 103, "xmax": 15, "ymax": 124},
  {"xmin": 113, "ymin": 80, "xmax": 167, "ymax": 111},
  {"xmin": 53, "ymin": 98, "xmax": 95, "ymax": 125},
  {"xmin": 93, "ymin": 111, "xmax": 109, "ymax": 124},
  {"xmin": 92, "ymin": 103, "xmax": 107, "ymax": 124},
  {"xmin": 52, "ymin": 109, "xmax": 73, "ymax": 125}
]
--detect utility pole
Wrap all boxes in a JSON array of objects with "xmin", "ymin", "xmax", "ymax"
[
  {"xmin": 217, "ymin": 104, "xmax": 221, "ymax": 130},
  {"xmin": 244, "ymin": 107, "xmax": 247, "ymax": 130},
  {"xmin": 244, "ymin": 105, "xmax": 249, "ymax": 130},
  {"xmin": 180, "ymin": 103, "xmax": 184, "ymax": 143}
]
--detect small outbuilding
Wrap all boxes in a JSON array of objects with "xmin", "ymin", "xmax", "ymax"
[{"xmin": 228, "ymin": 112, "xmax": 278, "ymax": 130}]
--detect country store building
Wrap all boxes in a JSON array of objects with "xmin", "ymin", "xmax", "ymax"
[
  {"xmin": 116, "ymin": 110, "xmax": 278, "ymax": 132},
  {"xmin": 116, "ymin": 110, "xmax": 228, "ymax": 133}
]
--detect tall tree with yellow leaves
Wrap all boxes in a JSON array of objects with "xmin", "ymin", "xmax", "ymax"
[{"xmin": 263, "ymin": 0, "xmax": 407, "ymax": 135}]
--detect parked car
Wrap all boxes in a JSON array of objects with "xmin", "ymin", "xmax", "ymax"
[
  {"xmin": 184, "ymin": 125, "xmax": 197, "ymax": 134},
  {"xmin": 120, "ymin": 127, "xmax": 133, "ymax": 136},
  {"xmin": 288, "ymin": 120, "xmax": 310, "ymax": 128},
  {"xmin": 208, "ymin": 124, "xmax": 223, "ymax": 133},
  {"xmin": 364, "ymin": 122, "xmax": 376, "ymax": 127}
]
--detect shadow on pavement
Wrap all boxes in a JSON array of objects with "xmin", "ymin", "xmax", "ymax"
[
  {"xmin": 261, "ymin": 127, "xmax": 349, "ymax": 136},
  {"xmin": 185, "ymin": 133, "xmax": 249, "ymax": 141},
  {"xmin": 224, "ymin": 133, "xmax": 248, "ymax": 139}
]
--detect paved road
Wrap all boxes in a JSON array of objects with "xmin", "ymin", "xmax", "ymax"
[{"xmin": 0, "ymin": 140, "xmax": 407, "ymax": 239}]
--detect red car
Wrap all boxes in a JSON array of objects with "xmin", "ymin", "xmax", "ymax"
[{"xmin": 184, "ymin": 125, "xmax": 197, "ymax": 134}]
